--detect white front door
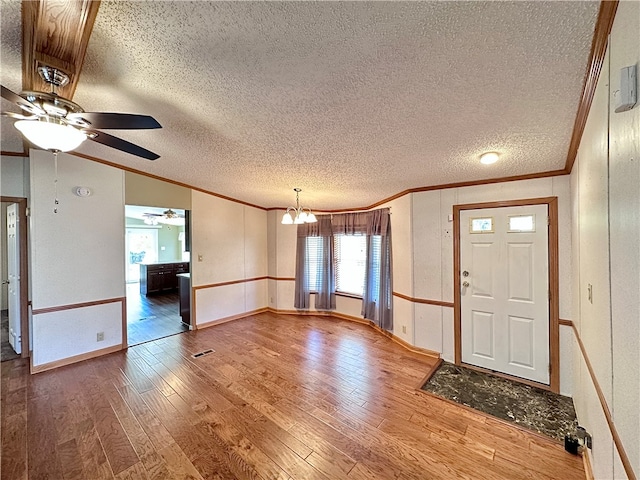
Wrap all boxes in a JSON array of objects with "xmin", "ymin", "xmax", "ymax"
[
  {"xmin": 460, "ymin": 204, "xmax": 549, "ymax": 384},
  {"xmin": 7, "ymin": 203, "xmax": 21, "ymax": 354}
]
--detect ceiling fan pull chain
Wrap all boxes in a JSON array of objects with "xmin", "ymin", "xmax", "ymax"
[{"xmin": 53, "ymin": 151, "xmax": 59, "ymax": 214}]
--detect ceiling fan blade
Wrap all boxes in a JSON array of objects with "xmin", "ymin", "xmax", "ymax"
[
  {"xmin": 68, "ymin": 112, "xmax": 161, "ymax": 129},
  {"xmin": 1, "ymin": 85, "xmax": 45, "ymax": 115},
  {"xmin": 86, "ymin": 130, "xmax": 160, "ymax": 160},
  {"xmin": 1, "ymin": 85, "xmax": 26, "ymax": 105},
  {"xmin": 1, "ymin": 111, "xmax": 37, "ymax": 120}
]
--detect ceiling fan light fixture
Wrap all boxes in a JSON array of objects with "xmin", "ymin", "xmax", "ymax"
[
  {"xmin": 15, "ymin": 119, "xmax": 86, "ymax": 152},
  {"xmin": 480, "ymin": 151, "xmax": 500, "ymax": 165}
]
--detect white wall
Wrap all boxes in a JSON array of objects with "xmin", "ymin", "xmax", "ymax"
[
  {"xmin": 387, "ymin": 195, "xmax": 414, "ymax": 343},
  {"xmin": 30, "ymin": 150, "xmax": 125, "ymax": 367},
  {"xmin": 191, "ymin": 191, "xmax": 267, "ymax": 325},
  {"xmin": 609, "ymin": 3, "xmax": 640, "ymax": 476},
  {"xmin": 1, "ymin": 155, "xmax": 28, "ymax": 198},
  {"xmin": 125, "ymin": 171, "xmax": 191, "ymax": 209},
  {"xmin": 572, "ymin": 2, "xmax": 639, "ymax": 478}
]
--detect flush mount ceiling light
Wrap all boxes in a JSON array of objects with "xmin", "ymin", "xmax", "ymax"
[
  {"xmin": 281, "ymin": 188, "xmax": 317, "ymax": 225},
  {"xmin": 480, "ymin": 151, "xmax": 500, "ymax": 165}
]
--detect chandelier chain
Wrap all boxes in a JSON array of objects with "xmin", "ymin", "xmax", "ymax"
[{"xmin": 53, "ymin": 151, "xmax": 59, "ymax": 214}]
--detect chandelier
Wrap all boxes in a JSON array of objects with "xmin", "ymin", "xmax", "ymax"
[{"xmin": 281, "ymin": 188, "xmax": 317, "ymax": 225}]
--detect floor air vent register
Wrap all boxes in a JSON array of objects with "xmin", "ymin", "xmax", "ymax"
[{"xmin": 191, "ymin": 349, "xmax": 215, "ymax": 358}]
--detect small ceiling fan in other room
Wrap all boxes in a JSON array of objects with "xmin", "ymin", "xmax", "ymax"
[
  {"xmin": 1, "ymin": 66, "xmax": 162, "ymax": 160},
  {"xmin": 143, "ymin": 209, "xmax": 185, "ymax": 225}
]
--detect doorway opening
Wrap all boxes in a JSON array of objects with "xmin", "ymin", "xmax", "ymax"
[
  {"xmin": 124, "ymin": 205, "xmax": 191, "ymax": 346},
  {"xmin": 1, "ymin": 198, "xmax": 29, "ymax": 362}
]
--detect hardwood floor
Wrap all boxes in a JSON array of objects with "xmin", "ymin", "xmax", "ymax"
[
  {"xmin": 126, "ymin": 284, "xmax": 188, "ymax": 346},
  {"xmin": 0, "ymin": 312, "xmax": 585, "ymax": 479}
]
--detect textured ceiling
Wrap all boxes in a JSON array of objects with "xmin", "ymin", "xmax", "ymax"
[{"xmin": 1, "ymin": 1, "xmax": 600, "ymax": 209}]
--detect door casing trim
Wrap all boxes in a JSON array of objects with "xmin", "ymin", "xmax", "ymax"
[
  {"xmin": 1, "ymin": 196, "xmax": 30, "ymax": 359},
  {"xmin": 453, "ymin": 196, "xmax": 559, "ymax": 393}
]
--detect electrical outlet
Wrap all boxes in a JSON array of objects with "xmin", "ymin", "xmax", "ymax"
[
  {"xmin": 402, "ymin": 325, "xmax": 407, "ymax": 334},
  {"xmin": 97, "ymin": 332, "xmax": 104, "ymax": 342}
]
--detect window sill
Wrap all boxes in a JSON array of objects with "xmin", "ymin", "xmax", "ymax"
[
  {"xmin": 309, "ymin": 291, "xmax": 362, "ymax": 300},
  {"xmin": 335, "ymin": 292, "xmax": 362, "ymax": 300}
]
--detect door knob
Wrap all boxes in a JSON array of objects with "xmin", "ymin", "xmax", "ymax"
[
  {"xmin": 462, "ymin": 271, "xmax": 469, "ymax": 277},
  {"xmin": 1, "ymin": 280, "xmax": 8, "ymax": 285},
  {"xmin": 462, "ymin": 281, "xmax": 470, "ymax": 287}
]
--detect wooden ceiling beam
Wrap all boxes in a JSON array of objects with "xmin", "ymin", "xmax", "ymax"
[{"xmin": 21, "ymin": 0, "xmax": 100, "ymax": 99}]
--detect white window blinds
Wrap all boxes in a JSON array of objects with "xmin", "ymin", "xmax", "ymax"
[
  {"xmin": 305, "ymin": 236, "xmax": 322, "ymax": 291},
  {"xmin": 306, "ymin": 233, "xmax": 383, "ymax": 298},
  {"xmin": 334, "ymin": 234, "xmax": 367, "ymax": 296}
]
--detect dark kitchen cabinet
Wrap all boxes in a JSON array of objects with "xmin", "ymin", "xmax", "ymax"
[{"xmin": 139, "ymin": 262, "xmax": 190, "ymax": 295}]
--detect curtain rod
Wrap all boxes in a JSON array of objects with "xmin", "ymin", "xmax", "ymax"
[{"xmin": 313, "ymin": 207, "xmax": 392, "ymax": 216}]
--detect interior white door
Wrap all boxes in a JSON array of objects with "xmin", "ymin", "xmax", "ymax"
[
  {"xmin": 460, "ymin": 204, "xmax": 549, "ymax": 384},
  {"xmin": 6, "ymin": 203, "xmax": 21, "ymax": 354}
]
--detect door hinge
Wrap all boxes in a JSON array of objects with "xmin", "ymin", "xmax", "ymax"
[
  {"xmin": 25, "ymin": 207, "xmax": 31, "ymax": 217},
  {"xmin": 549, "ymin": 363, "xmax": 552, "ymax": 374}
]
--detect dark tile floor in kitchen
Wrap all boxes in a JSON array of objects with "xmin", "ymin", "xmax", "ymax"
[
  {"xmin": 126, "ymin": 283, "xmax": 188, "ymax": 346},
  {"xmin": 422, "ymin": 361, "xmax": 578, "ymax": 441}
]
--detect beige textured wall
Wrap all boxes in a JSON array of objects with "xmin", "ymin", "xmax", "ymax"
[
  {"xmin": 0, "ymin": 155, "xmax": 27, "ymax": 198},
  {"xmin": 125, "ymin": 171, "xmax": 191, "ymax": 209},
  {"xmin": 609, "ymin": 1, "xmax": 640, "ymax": 475},
  {"xmin": 573, "ymin": 46, "xmax": 615, "ymax": 479},
  {"xmin": 191, "ymin": 190, "xmax": 267, "ymax": 325},
  {"xmin": 30, "ymin": 150, "xmax": 125, "ymax": 367},
  {"xmin": 572, "ymin": 2, "xmax": 639, "ymax": 477}
]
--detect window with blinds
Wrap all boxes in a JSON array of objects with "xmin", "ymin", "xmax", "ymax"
[
  {"xmin": 370, "ymin": 235, "xmax": 382, "ymax": 302},
  {"xmin": 334, "ymin": 234, "xmax": 367, "ymax": 296},
  {"xmin": 305, "ymin": 236, "xmax": 323, "ymax": 291},
  {"xmin": 307, "ymin": 234, "xmax": 384, "ymax": 297}
]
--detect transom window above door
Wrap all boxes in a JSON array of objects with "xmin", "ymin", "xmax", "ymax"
[
  {"xmin": 508, "ymin": 214, "xmax": 536, "ymax": 232},
  {"xmin": 469, "ymin": 217, "xmax": 494, "ymax": 233}
]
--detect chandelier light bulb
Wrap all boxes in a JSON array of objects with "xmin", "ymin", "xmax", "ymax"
[{"xmin": 281, "ymin": 212, "xmax": 294, "ymax": 225}]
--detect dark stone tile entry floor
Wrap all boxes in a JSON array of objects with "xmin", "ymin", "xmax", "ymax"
[{"xmin": 422, "ymin": 362, "xmax": 577, "ymax": 441}]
